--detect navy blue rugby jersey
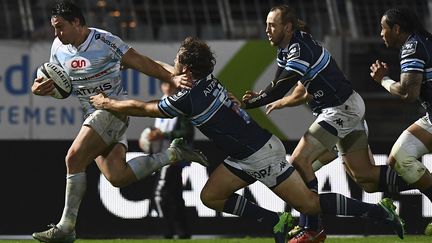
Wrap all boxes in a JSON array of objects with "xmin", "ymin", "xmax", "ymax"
[
  {"xmin": 399, "ymin": 33, "xmax": 432, "ymax": 117},
  {"xmin": 158, "ymin": 74, "xmax": 272, "ymax": 159},
  {"xmin": 278, "ymin": 30, "xmax": 352, "ymax": 113}
]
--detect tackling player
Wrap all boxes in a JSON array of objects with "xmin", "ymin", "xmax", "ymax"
[
  {"xmin": 31, "ymin": 1, "xmax": 208, "ymax": 243},
  {"xmin": 90, "ymin": 36, "xmax": 405, "ymax": 243},
  {"xmin": 370, "ymin": 7, "xmax": 432, "ymax": 235}
]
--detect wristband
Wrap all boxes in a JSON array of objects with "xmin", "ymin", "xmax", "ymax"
[{"xmin": 381, "ymin": 76, "xmax": 396, "ymax": 92}]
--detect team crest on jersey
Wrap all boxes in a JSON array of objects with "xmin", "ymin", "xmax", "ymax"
[
  {"xmin": 170, "ymin": 89, "xmax": 188, "ymax": 101},
  {"xmin": 401, "ymin": 41, "xmax": 417, "ymax": 58},
  {"xmin": 286, "ymin": 43, "xmax": 300, "ymax": 60}
]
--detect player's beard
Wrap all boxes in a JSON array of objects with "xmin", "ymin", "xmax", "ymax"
[{"xmin": 270, "ymin": 32, "xmax": 286, "ymax": 47}]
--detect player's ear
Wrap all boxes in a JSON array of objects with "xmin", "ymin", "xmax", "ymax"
[{"xmin": 393, "ymin": 24, "xmax": 401, "ymax": 34}]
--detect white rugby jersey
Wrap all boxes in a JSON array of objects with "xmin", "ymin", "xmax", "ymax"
[{"xmin": 50, "ymin": 27, "xmax": 131, "ymax": 115}]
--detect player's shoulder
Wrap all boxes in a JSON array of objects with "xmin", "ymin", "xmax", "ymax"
[
  {"xmin": 91, "ymin": 28, "xmax": 120, "ymax": 41},
  {"xmin": 401, "ymin": 35, "xmax": 422, "ymax": 59},
  {"xmin": 169, "ymin": 89, "xmax": 191, "ymax": 102}
]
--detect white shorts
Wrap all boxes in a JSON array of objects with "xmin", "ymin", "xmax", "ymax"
[
  {"xmin": 314, "ymin": 91, "xmax": 366, "ymax": 138},
  {"xmin": 83, "ymin": 109, "xmax": 129, "ymax": 148},
  {"xmin": 415, "ymin": 115, "xmax": 432, "ymax": 134},
  {"xmin": 224, "ymin": 135, "xmax": 295, "ymax": 188}
]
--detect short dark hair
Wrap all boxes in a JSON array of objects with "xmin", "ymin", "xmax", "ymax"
[
  {"xmin": 178, "ymin": 37, "xmax": 216, "ymax": 80},
  {"xmin": 51, "ymin": 0, "xmax": 86, "ymax": 26},
  {"xmin": 384, "ymin": 7, "xmax": 432, "ymax": 39}
]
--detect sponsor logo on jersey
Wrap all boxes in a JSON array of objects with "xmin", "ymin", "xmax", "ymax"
[
  {"xmin": 286, "ymin": 43, "xmax": 300, "ymax": 60},
  {"xmin": 74, "ymin": 82, "xmax": 113, "ymax": 96},
  {"xmin": 100, "ymin": 36, "xmax": 124, "ymax": 58},
  {"xmin": 401, "ymin": 41, "xmax": 417, "ymax": 58},
  {"xmin": 66, "ymin": 57, "xmax": 90, "ymax": 70},
  {"xmin": 170, "ymin": 89, "xmax": 188, "ymax": 101}
]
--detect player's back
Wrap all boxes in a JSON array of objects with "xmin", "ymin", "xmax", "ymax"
[{"xmin": 159, "ymin": 74, "xmax": 272, "ymax": 159}]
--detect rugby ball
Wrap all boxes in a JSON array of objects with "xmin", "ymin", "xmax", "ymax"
[{"xmin": 37, "ymin": 62, "xmax": 72, "ymax": 99}]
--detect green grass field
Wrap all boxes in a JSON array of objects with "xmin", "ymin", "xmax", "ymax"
[{"xmin": 1, "ymin": 236, "xmax": 431, "ymax": 243}]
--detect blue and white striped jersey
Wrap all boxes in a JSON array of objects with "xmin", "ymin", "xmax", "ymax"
[
  {"xmin": 399, "ymin": 33, "xmax": 432, "ymax": 116},
  {"xmin": 158, "ymin": 74, "xmax": 272, "ymax": 159},
  {"xmin": 277, "ymin": 30, "xmax": 352, "ymax": 113},
  {"xmin": 50, "ymin": 28, "xmax": 130, "ymax": 115}
]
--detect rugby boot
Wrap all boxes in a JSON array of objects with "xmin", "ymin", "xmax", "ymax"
[
  {"xmin": 425, "ymin": 220, "xmax": 432, "ymax": 236},
  {"xmin": 168, "ymin": 138, "xmax": 209, "ymax": 167},
  {"xmin": 288, "ymin": 229, "xmax": 326, "ymax": 243},
  {"xmin": 32, "ymin": 224, "xmax": 76, "ymax": 243},
  {"xmin": 378, "ymin": 198, "xmax": 405, "ymax": 239},
  {"xmin": 287, "ymin": 225, "xmax": 303, "ymax": 239},
  {"xmin": 273, "ymin": 212, "xmax": 294, "ymax": 243}
]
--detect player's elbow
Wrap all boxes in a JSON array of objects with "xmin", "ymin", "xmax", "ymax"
[{"xmin": 400, "ymin": 93, "xmax": 418, "ymax": 102}]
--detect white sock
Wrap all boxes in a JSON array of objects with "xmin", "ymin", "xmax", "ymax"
[
  {"xmin": 127, "ymin": 152, "xmax": 171, "ymax": 180},
  {"xmin": 57, "ymin": 172, "xmax": 86, "ymax": 233},
  {"xmin": 312, "ymin": 160, "xmax": 324, "ymax": 172}
]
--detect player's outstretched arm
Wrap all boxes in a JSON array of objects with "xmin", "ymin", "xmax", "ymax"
[
  {"xmin": 121, "ymin": 48, "xmax": 192, "ymax": 89},
  {"xmin": 90, "ymin": 93, "xmax": 167, "ymax": 118},
  {"xmin": 265, "ymin": 82, "xmax": 311, "ymax": 114},
  {"xmin": 370, "ymin": 60, "xmax": 422, "ymax": 101}
]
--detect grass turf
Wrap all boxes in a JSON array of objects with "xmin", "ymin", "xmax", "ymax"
[{"xmin": 1, "ymin": 236, "xmax": 431, "ymax": 243}]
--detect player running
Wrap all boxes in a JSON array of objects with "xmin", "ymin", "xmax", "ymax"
[
  {"xmin": 90, "ymin": 36, "xmax": 405, "ymax": 243},
  {"xmin": 370, "ymin": 7, "xmax": 432, "ymax": 236},
  {"xmin": 31, "ymin": 2, "xmax": 207, "ymax": 243}
]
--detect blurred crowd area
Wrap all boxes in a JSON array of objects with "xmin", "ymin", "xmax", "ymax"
[
  {"xmin": 1, "ymin": 0, "xmax": 432, "ymax": 140},
  {"xmin": 2, "ymin": 0, "xmax": 430, "ymax": 41}
]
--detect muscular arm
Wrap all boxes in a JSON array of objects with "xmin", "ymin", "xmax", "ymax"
[
  {"xmin": 370, "ymin": 60, "xmax": 422, "ymax": 102},
  {"xmin": 243, "ymin": 69, "xmax": 301, "ymax": 109},
  {"xmin": 90, "ymin": 94, "xmax": 168, "ymax": 118},
  {"xmin": 121, "ymin": 48, "xmax": 173, "ymax": 83},
  {"xmin": 388, "ymin": 73, "xmax": 422, "ymax": 102},
  {"xmin": 276, "ymin": 82, "xmax": 311, "ymax": 107},
  {"xmin": 265, "ymin": 82, "xmax": 311, "ymax": 114}
]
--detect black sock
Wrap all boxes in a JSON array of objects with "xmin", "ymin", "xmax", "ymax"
[
  {"xmin": 421, "ymin": 185, "xmax": 432, "ymax": 202},
  {"xmin": 300, "ymin": 178, "xmax": 320, "ymax": 231},
  {"xmin": 223, "ymin": 193, "xmax": 279, "ymax": 230},
  {"xmin": 378, "ymin": 165, "xmax": 411, "ymax": 193},
  {"xmin": 319, "ymin": 193, "xmax": 386, "ymax": 220}
]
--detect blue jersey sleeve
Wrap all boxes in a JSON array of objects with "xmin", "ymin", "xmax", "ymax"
[
  {"xmin": 158, "ymin": 89, "xmax": 191, "ymax": 118},
  {"xmin": 400, "ymin": 39, "xmax": 426, "ymax": 73},
  {"xmin": 284, "ymin": 42, "xmax": 311, "ymax": 76}
]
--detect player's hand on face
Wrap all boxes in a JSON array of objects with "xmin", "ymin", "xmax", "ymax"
[
  {"xmin": 89, "ymin": 93, "xmax": 107, "ymax": 109},
  {"xmin": 265, "ymin": 100, "xmax": 283, "ymax": 115},
  {"xmin": 242, "ymin": 90, "xmax": 259, "ymax": 102},
  {"xmin": 370, "ymin": 60, "xmax": 389, "ymax": 83},
  {"xmin": 172, "ymin": 73, "xmax": 193, "ymax": 89},
  {"xmin": 32, "ymin": 77, "xmax": 55, "ymax": 96}
]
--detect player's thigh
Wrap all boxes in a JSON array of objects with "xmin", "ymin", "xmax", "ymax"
[
  {"xmin": 407, "ymin": 120, "xmax": 432, "ymax": 151},
  {"xmin": 272, "ymin": 170, "xmax": 320, "ymax": 215},
  {"xmin": 95, "ymin": 142, "xmax": 128, "ymax": 174},
  {"xmin": 67, "ymin": 125, "xmax": 109, "ymax": 170},
  {"xmin": 202, "ymin": 163, "xmax": 250, "ymax": 200},
  {"xmin": 291, "ymin": 131, "xmax": 329, "ymax": 165}
]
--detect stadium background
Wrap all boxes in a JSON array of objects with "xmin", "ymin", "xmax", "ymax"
[{"xmin": 0, "ymin": 0, "xmax": 432, "ymax": 238}]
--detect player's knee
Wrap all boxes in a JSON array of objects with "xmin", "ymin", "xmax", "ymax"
[
  {"xmin": 392, "ymin": 151, "xmax": 426, "ymax": 184},
  {"xmin": 348, "ymin": 172, "xmax": 377, "ymax": 192},
  {"xmin": 105, "ymin": 173, "xmax": 129, "ymax": 188},
  {"xmin": 65, "ymin": 149, "xmax": 83, "ymax": 171},
  {"xmin": 200, "ymin": 187, "xmax": 216, "ymax": 209}
]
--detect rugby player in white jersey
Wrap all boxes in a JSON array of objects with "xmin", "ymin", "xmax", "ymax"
[{"xmin": 31, "ymin": 1, "xmax": 208, "ymax": 243}]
